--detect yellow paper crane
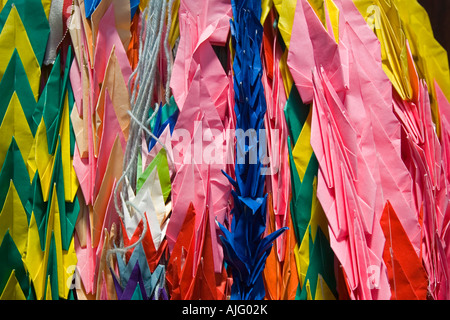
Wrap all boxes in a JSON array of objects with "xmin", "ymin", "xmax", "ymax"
[
  {"xmin": 0, "ymin": 93, "xmax": 35, "ymax": 180},
  {"xmin": 355, "ymin": 0, "xmax": 413, "ymax": 101},
  {"xmin": 0, "ymin": 0, "xmax": 80, "ymax": 300},
  {"xmin": 0, "ymin": 6, "xmax": 41, "ymax": 101},
  {"xmin": 353, "ymin": 0, "xmax": 450, "ymax": 138},
  {"xmin": 25, "ymin": 187, "xmax": 77, "ymax": 300}
]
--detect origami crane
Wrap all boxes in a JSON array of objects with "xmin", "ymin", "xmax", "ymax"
[
  {"xmin": 163, "ymin": 0, "xmax": 234, "ymax": 300},
  {"xmin": 0, "ymin": 0, "xmax": 80, "ymax": 300},
  {"xmin": 1, "ymin": 0, "xmax": 450, "ymax": 302},
  {"xmin": 217, "ymin": 0, "xmax": 287, "ymax": 300},
  {"xmin": 69, "ymin": 0, "xmax": 132, "ymax": 298}
]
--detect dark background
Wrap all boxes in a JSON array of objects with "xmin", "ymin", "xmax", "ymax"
[{"xmin": 419, "ymin": 0, "xmax": 450, "ymax": 65}]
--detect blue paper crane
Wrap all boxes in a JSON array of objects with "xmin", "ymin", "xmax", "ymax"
[{"xmin": 218, "ymin": 0, "xmax": 287, "ymax": 300}]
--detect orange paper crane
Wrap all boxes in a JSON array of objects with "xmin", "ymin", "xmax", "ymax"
[
  {"xmin": 166, "ymin": 203, "xmax": 228, "ymax": 300},
  {"xmin": 190, "ymin": 207, "xmax": 228, "ymax": 300},
  {"xmin": 121, "ymin": 216, "xmax": 167, "ymax": 273},
  {"xmin": 380, "ymin": 201, "xmax": 428, "ymax": 300},
  {"xmin": 264, "ymin": 193, "xmax": 299, "ymax": 300},
  {"xmin": 166, "ymin": 203, "xmax": 196, "ymax": 299}
]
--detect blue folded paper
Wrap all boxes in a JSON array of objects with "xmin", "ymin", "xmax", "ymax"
[
  {"xmin": 218, "ymin": 0, "xmax": 287, "ymax": 300},
  {"xmin": 112, "ymin": 243, "xmax": 167, "ymax": 300},
  {"xmin": 85, "ymin": 0, "xmax": 140, "ymax": 20}
]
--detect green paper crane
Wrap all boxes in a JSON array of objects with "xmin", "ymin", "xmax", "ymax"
[
  {"xmin": 0, "ymin": 1, "xmax": 79, "ymax": 300},
  {"xmin": 284, "ymin": 85, "xmax": 338, "ymax": 300}
]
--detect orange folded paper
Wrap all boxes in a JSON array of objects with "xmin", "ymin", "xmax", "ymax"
[{"xmin": 380, "ymin": 201, "xmax": 428, "ymax": 300}]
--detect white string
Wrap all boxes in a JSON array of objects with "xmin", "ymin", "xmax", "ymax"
[
  {"xmin": 106, "ymin": 199, "xmax": 148, "ymax": 266},
  {"xmin": 110, "ymin": 0, "xmax": 175, "ymax": 271},
  {"xmin": 114, "ymin": 0, "xmax": 168, "ymax": 218},
  {"xmin": 127, "ymin": 108, "xmax": 170, "ymax": 153}
]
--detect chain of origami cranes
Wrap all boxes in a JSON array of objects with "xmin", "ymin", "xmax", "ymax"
[{"xmin": 0, "ymin": 0, "xmax": 449, "ymax": 300}]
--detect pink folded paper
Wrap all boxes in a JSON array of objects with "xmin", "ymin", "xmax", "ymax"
[
  {"xmin": 288, "ymin": 0, "xmax": 425, "ymax": 299},
  {"xmin": 168, "ymin": 0, "xmax": 233, "ymax": 274},
  {"xmin": 170, "ymin": 0, "xmax": 231, "ymax": 112},
  {"xmin": 168, "ymin": 72, "xmax": 232, "ymax": 273},
  {"xmin": 287, "ymin": 0, "xmax": 346, "ymax": 105},
  {"xmin": 70, "ymin": 0, "xmax": 132, "ymax": 297},
  {"xmin": 261, "ymin": 31, "xmax": 290, "ymax": 261}
]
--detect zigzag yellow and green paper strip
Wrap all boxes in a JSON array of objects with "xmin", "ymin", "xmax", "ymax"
[
  {"xmin": 285, "ymin": 86, "xmax": 337, "ymax": 300},
  {"xmin": 269, "ymin": 0, "xmax": 338, "ymax": 300},
  {"xmin": 0, "ymin": 0, "xmax": 78, "ymax": 300}
]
